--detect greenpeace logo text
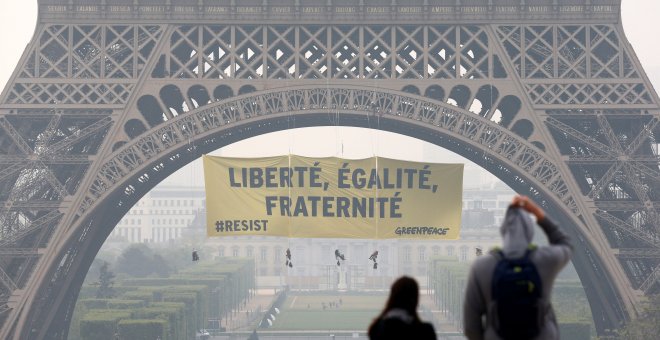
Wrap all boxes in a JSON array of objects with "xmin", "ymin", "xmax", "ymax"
[{"xmin": 395, "ymin": 227, "xmax": 449, "ymax": 236}]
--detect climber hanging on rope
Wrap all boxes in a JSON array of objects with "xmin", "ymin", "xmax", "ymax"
[
  {"xmin": 369, "ymin": 250, "xmax": 379, "ymax": 269},
  {"xmin": 335, "ymin": 249, "xmax": 346, "ymax": 266},
  {"xmin": 285, "ymin": 248, "xmax": 292, "ymax": 268}
]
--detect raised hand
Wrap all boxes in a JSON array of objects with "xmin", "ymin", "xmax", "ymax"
[{"xmin": 510, "ymin": 195, "xmax": 545, "ymax": 221}]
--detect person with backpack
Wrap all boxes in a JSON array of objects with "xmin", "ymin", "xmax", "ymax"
[
  {"xmin": 463, "ymin": 195, "xmax": 573, "ymax": 340},
  {"xmin": 369, "ymin": 276, "xmax": 436, "ymax": 340}
]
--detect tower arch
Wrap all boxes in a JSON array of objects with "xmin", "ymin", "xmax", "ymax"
[{"xmin": 23, "ymin": 86, "xmax": 630, "ymax": 339}]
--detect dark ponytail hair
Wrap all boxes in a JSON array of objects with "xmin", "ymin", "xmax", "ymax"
[{"xmin": 369, "ymin": 276, "xmax": 421, "ymax": 332}]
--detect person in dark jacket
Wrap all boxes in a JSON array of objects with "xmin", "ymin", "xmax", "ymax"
[
  {"xmin": 463, "ymin": 195, "xmax": 573, "ymax": 340},
  {"xmin": 368, "ymin": 276, "xmax": 436, "ymax": 340}
]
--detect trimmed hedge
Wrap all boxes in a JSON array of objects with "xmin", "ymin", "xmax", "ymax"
[
  {"xmin": 123, "ymin": 285, "xmax": 206, "ymax": 335},
  {"xmin": 429, "ymin": 257, "xmax": 468, "ymax": 327},
  {"xmin": 559, "ymin": 321, "xmax": 591, "ymax": 340},
  {"xmin": 80, "ymin": 310, "xmax": 132, "ymax": 340},
  {"xmin": 80, "ymin": 299, "xmax": 109, "ymax": 309},
  {"xmin": 123, "ymin": 277, "xmax": 231, "ymax": 319},
  {"xmin": 78, "ymin": 285, "xmax": 137, "ymax": 300},
  {"xmin": 72, "ymin": 257, "xmax": 255, "ymax": 339},
  {"xmin": 121, "ymin": 290, "xmax": 155, "ymax": 304},
  {"xmin": 108, "ymin": 300, "xmax": 146, "ymax": 309},
  {"xmin": 133, "ymin": 302, "xmax": 186, "ymax": 340},
  {"xmin": 117, "ymin": 319, "xmax": 167, "ymax": 340},
  {"xmin": 80, "ymin": 299, "xmax": 145, "ymax": 310},
  {"xmin": 163, "ymin": 292, "xmax": 198, "ymax": 337}
]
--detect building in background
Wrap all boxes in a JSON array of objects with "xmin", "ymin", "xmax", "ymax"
[
  {"xmin": 111, "ymin": 183, "xmax": 514, "ymax": 288},
  {"xmin": 111, "ymin": 186, "xmax": 205, "ymax": 243}
]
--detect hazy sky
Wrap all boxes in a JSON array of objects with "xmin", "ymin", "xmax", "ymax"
[{"xmin": 0, "ymin": 1, "xmax": 658, "ymax": 189}]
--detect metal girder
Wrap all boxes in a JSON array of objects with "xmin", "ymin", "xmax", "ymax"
[
  {"xmin": 0, "ymin": 162, "xmax": 30, "ymax": 183},
  {"xmin": 0, "ymin": 156, "xmax": 27, "ymax": 164},
  {"xmin": 639, "ymin": 265, "xmax": 660, "ymax": 293},
  {"xmin": 566, "ymin": 115, "xmax": 656, "ymax": 206},
  {"xmin": 45, "ymin": 117, "xmax": 112, "ymax": 155},
  {"xmin": 34, "ymin": 115, "xmax": 61, "ymax": 153},
  {"xmin": 0, "ymin": 163, "xmax": 66, "ymax": 200},
  {"xmin": 38, "ymin": 167, "xmax": 67, "ymax": 197},
  {"xmin": 0, "ymin": 117, "xmax": 33, "ymax": 155},
  {"xmin": 595, "ymin": 201, "xmax": 649, "ymax": 210},
  {"xmin": 36, "ymin": 1, "xmax": 622, "ymax": 23},
  {"xmin": 0, "ymin": 266, "xmax": 17, "ymax": 292},
  {"xmin": 567, "ymin": 156, "xmax": 659, "ymax": 163},
  {"xmin": 0, "ymin": 249, "xmax": 40, "ymax": 257},
  {"xmin": 588, "ymin": 161, "xmax": 623, "ymax": 198},
  {"xmin": 546, "ymin": 117, "xmax": 614, "ymax": 155},
  {"xmin": 596, "ymin": 114, "xmax": 624, "ymax": 153},
  {"xmin": 0, "ymin": 211, "xmax": 62, "ymax": 247},
  {"xmin": 636, "ymin": 163, "xmax": 660, "ymax": 184},
  {"xmin": 41, "ymin": 155, "xmax": 90, "ymax": 165},
  {"xmin": 1, "ymin": 201, "xmax": 61, "ymax": 211},
  {"xmin": 0, "ymin": 156, "xmax": 90, "ymax": 165},
  {"xmin": 618, "ymin": 163, "xmax": 659, "ymax": 228},
  {"xmin": 0, "ymin": 305, "xmax": 9, "ymax": 317},
  {"xmin": 616, "ymin": 248, "xmax": 660, "ymax": 259},
  {"xmin": 620, "ymin": 163, "xmax": 652, "ymax": 202},
  {"xmin": 595, "ymin": 210, "xmax": 657, "ymax": 247},
  {"xmin": 623, "ymin": 117, "xmax": 659, "ymax": 155}
]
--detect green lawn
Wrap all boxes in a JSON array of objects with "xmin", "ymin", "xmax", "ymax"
[
  {"xmin": 270, "ymin": 310, "xmax": 377, "ymax": 330},
  {"xmin": 269, "ymin": 295, "xmax": 386, "ymax": 330},
  {"xmin": 284, "ymin": 295, "xmax": 386, "ymax": 310}
]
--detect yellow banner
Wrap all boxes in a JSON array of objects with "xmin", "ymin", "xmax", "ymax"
[{"xmin": 203, "ymin": 155, "xmax": 463, "ymax": 239}]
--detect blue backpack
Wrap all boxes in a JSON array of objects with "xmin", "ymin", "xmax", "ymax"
[{"xmin": 491, "ymin": 248, "xmax": 543, "ymax": 339}]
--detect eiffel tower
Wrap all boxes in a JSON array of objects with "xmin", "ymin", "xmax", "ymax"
[{"xmin": 0, "ymin": 0, "xmax": 658, "ymax": 338}]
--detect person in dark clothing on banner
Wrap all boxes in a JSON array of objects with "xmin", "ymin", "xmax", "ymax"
[
  {"xmin": 285, "ymin": 248, "xmax": 292, "ymax": 267},
  {"xmin": 335, "ymin": 249, "xmax": 346, "ymax": 266},
  {"xmin": 368, "ymin": 276, "xmax": 436, "ymax": 340},
  {"xmin": 463, "ymin": 195, "xmax": 573, "ymax": 340},
  {"xmin": 369, "ymin": 250, "xmax": 379, "ymax": 262},
  {"xmin": 369, "ymin": 250, "xmax": 379, "ymax": 269}
]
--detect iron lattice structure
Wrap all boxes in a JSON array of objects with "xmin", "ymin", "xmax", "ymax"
[{"xmin": 0, "ymin": 0, "xmax": 658, "ymax": 338}]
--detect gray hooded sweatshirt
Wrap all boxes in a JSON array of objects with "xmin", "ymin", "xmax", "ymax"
[{"xmin": 463, "ymin": 207, "xmax": 573, "ymax": 340}]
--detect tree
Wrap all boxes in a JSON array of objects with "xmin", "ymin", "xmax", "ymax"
[
  {"xmin": 615, "ymin": 294, "xmax": 660, "ymax": 340},
  {"xmin": 152, "ymin": 254, "xmax": 171, "ymax": 277},
  {"xmin": 95, "ymin": 261, "xmax": 116, "ymax": 299},
  {"xmin": 116, "ymin": 244, "xmax": 155, "ymax": 277},
  {"xmin": 115, "ymin": 244, "xmax": 172, "ymax": 278}
]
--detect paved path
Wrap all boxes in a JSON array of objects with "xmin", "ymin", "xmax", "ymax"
[
  {"xmin": 223, "ymin": 291, "xmax": 278, "ymax": 332},
  {"xmin": 209, "ymin": 291, "xmax": 462, "ymax": 338}
]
